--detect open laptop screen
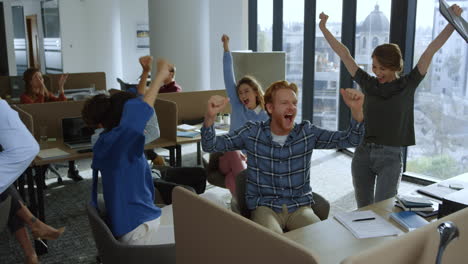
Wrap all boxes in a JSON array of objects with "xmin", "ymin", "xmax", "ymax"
[{"xmin": 62, "ymin": 117, "xmax": 94, "ymax": 144}]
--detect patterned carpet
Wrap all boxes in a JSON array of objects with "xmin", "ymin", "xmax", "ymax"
[{"xmin": 0, "ymin": 178, "xmax": 97, "ymax": 264}]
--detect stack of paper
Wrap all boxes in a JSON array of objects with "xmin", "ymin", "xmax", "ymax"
[
  {"xmin": 177, "ymin": 124, "xmax": 197, "ymax": 131},
  {"xmin": 38, "ymin": 148, "xmax": 71, "ymax": 160},
  {"xmin": 395, "ymin": 194, "xmax": 435, "ymax": 212},
  {"xmin": 177, "ymin": 131, "xmax": 200, "ymax": 138},
  {"xmin": 334, "ymin": 210, "xmax": 401, "ymax": 239}
]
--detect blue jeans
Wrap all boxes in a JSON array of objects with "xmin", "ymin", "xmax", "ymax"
[{"xmin": 351, "ymin": 143, "xmax": 403, "ymax": 208}]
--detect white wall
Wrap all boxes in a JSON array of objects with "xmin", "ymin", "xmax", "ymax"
[
  {"xmin": 148, "ymin": 0, "xmax": 248, "ymax": 92},
  {"xmin": 1, "ymin": 0, "xmax": 17, "ymax": 75},
  {"xmin": 208, "ymin": 0, "xmax": 249, "ymax": 91},
  {"xmin": 149, "ymin": 0, "xmax": 211, "ymax": 92},
  {"xmin": 119, "ymin": 0, "xmax": 148, "ymax": 83},
  {"xmin": 60, "ymin": 0, "xmax": 123, "ymax": 90}
]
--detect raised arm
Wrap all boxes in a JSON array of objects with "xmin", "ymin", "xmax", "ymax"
[
  {"xmin": 222, "ymin": 34, "xmax": 230, "ymax": 52},
  {"xmin": 143, "ymin": 59, "xmax": 171, "ymax": 106},
  {"xmin": 340, "ymin": 88, "xmax": 364, "ymax": 123},
  {"xmin": 204, "ymin": 95, "xmax": 230, "ymax": 128},
  {"xmin": 138, "ymin": 56, "xmax": 153, "ymax": 95},
  {"xmin": 417, "ymin": 4, "xmax": 462, "ymax": 75},
  {"xmin": 222, "ymin": 34, "xmax": 241, "ymax": 106},
  {"xmin": 319, "ymin": 12, "xmax": 359, "ymax": 77},
  {"xmin": 57, "ymin": 73, "xmax": 68, "ymax": 96}
]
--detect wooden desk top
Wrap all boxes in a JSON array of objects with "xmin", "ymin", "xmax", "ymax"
[
  {"xmin": 283, "ymin": 199, "xmax": 405, "ymax": 264},
  {"xmin": 34, "ymin": 136, "xmax": 177, "ymax": 166},
  {"xmin": 34, "ymin": 141, "xmax": 93, "ymax": 166},
  {"xmin": 284, "ymin": 174, "xmax": 468, "ymax": 263}
]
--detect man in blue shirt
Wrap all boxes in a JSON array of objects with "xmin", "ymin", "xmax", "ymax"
[
  {"xmin": 201, "ymin": 80, "xmax": 365, "ymax": 233},
  {"xmin": 83, "ymin": 59, "xmax": 176, "ymax": 245}
]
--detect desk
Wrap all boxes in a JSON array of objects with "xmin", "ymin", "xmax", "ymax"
[
  {"xmin": 176, "ymin": 125, "xmax": 229, "ymax": 167},
  {"xmin": 283, "ymin": 199, "xmax": 404, "ymax": 264},
  {"xmin": 284, "ymin": 174, "xmax": 468, "ymax": 264}
]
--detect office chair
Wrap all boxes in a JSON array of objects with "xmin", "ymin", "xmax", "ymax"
[
  {"xmin": 116, "ymin": 78, "xmax": 137, "ymax": 92},
  {"xmin": 206, "ymin": 154, "xmax": 330, "ymax": 221},
  {"xmin": 86, "ymin": 204, "xmax": 175, "ymax": 264},
  {"xmin": 172, "ymin": 186, "xmax": 320, "ymax": 264}
]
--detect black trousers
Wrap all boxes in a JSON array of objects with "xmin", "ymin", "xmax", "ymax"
[
  {"xmin": 0, "ymin": 186, "xmax": 25, "ymax": 233},
  {"xmin": 154, "ymin": 167, "xmax": 206, "ymax": 204}
]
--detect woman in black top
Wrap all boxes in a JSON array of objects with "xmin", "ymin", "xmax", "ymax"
[{"xmin": 318, "ymin": 5, "xmax": 463, "ymax": 207}]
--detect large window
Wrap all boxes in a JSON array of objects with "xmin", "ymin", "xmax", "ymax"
[
  {"xmin": 283, "ymin": 0, "xmax": 304, "ymax": 121},
  {"xmin": 407, "ymin": 0, "xmax": 468, "ymax": 180},
  {"xmin": 314, "ymin": 0, "xmax": 343, "ymax": 130},
  {"xmin": 11, "ymin": 6, "xmax": 28, "ymax": 75},
  {"xmin": 355, "ymin": 1, "xmax": 391, "ymax": 73},
  {"xmin": 257, "ymin": 0, "xmax": 273, "ymax": 51},
  {"xmin": 41, "ymin": 0, "xmax": 62, "ymax": 73}
]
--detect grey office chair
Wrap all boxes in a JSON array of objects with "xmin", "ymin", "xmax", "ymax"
[
  {"xmin": 205, "ymin": 152, "xmax": 227, "ymax": 188},
  {"xmin": 86, "ymin": 204, "xmax": 175, "ymax": 264}
]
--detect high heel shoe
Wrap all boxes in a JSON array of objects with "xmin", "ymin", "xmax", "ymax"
[{"xmin": 31, "ymin": 226, "xmax": 65, "ymax": 241}]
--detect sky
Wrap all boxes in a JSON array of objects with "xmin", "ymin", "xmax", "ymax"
[{"xmin": 258, "ymin": 0, "xmax": 441, "ymax": 30}]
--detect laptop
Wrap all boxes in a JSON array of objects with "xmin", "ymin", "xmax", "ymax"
[{"xmin": 62, "ymin": 117, "xmax": 94, "ymax": 149}]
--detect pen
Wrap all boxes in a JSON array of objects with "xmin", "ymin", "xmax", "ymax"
[{"xmin": 353, "ymin": 217, "xmax": 376, "ymax": 222}]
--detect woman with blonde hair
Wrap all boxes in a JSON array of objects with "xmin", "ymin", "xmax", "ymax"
[{"xmin": 218, "ymin": 34, "xmax": 269, "ymax": 196}]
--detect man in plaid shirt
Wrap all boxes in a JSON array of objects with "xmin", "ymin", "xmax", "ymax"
[{"xmin": 201, "ymin": 81, "xmax": 364, "ymax": 233}]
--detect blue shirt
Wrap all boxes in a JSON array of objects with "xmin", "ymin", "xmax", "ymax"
[
  {"xmin": 201, "ymin": 119, "xmax": 364, "ymax": 213},
  {"xmin": 223, "ymin": 52, "xmax": 269, "ymax": 132},
  {"xmin": 0, "ymin": 100, "xmax": 39, "ymax": 194},
  {"xmin": 91, "ymin": 97, "xmax": 161, "ymax": 237}
]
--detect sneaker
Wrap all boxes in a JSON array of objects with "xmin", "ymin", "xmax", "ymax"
[{"xmin": 67, "ymin": 169, "xmax": 83, "ymax": 182}]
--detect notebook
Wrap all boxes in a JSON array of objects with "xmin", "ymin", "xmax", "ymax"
[
  {"xmin": 334, "ymin": 210, "xmax": 401, "ymax": 239},
  {"xmin": 62, "ymin": 117, "xmax": 94, "ymax": 149},
  {"xmin": 389, "ymin": 211, "xmax": 429, "ymax": 232}
]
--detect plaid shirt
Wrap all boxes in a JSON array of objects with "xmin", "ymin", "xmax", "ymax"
[{"xmin": 201, "ymin": 119, "xmax": 364, "ymax": 213}]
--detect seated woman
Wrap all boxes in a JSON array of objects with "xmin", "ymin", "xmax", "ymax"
[
  {"xmin": 20, "ymin": 68, "xmax": 67, "ymax": 104},
  {"xmin": 20, "ymin": 68, "xmax": 83, "ymax": 182},
  {"xmin": 0, "ymin": 98, "xmax": 64, "ymax": 264},
  {"xmin": 82, "ymin": 58, "xmax": 210, "ymax": 245},
  {"xmin": 218, "ymin": 34, "xmax": 269, "ymax": 196}
]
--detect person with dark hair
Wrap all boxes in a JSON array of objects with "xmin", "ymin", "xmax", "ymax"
[
  {"xmin": 319, "ymin": 4, "xmax": 463, "ymax": 208},
  {"xmin": 20, "ymin": 68, "xmax": 67, "ymax": 104},
  {"xmin": 159, "ymin": 64, "xmax": 182, "ymax": 93},
  {"xmin": 20, "ymin": 68, "xmax": 83, "ymax": 182},
  {"xmin": 83, "ymin": 58, "xmax": 208, "ymax": 245},
  {"xmin": 201, "ymin": 81, "xmax": 364, "ymax": 234},
  {"xmin": 1, "ymin": 97, "xmax": 64, "ymax": 264},
  {"xmin": 216, "ymin": 34, "xmax": 269, "ymax": 196}
]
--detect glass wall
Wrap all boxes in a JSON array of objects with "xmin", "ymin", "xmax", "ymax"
[
  {"xmin": 41, "ymin": 0, "xmax": 62, "ymax": 73},
  {"xmin": 283, "ymin": 0, "xmax": 304, "ymax": 121},
  {"xmin": 11, "ymin": 6, "xmax": 28, "ymax": 75},
  {"xmin": 257, "ymin": 0, "xmax": 273, "ymax": 51},
  {"xmin": 355, "ymin": 1, "xmax": 391, "ymax": 74},
  {"xmin": 407, "ymin": 0, "xmax": 468, "ymax": 180},
  {"xmin": 313, "ymin": 0, "xmax": 343, "ymax": 129}
]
